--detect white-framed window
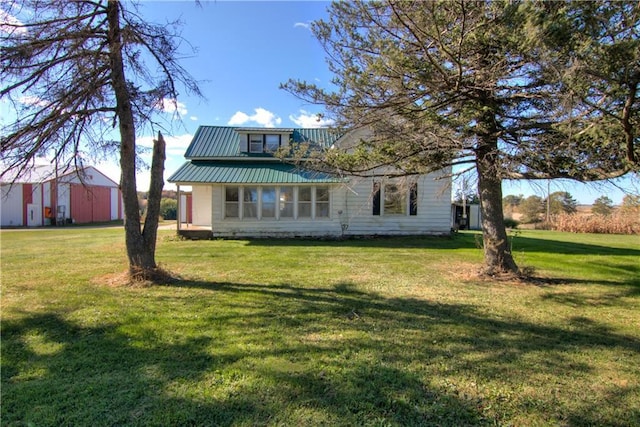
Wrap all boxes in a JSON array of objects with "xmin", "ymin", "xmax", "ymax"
[
  {"xmin": 384, "ymin": 183, "xmax": 406, "ymax": 215},
  {"xmin": 265, "ymin": 134, "xmax": 280, "ymax": 152},
  {"xmin": 248, "ymin": 134, "xmax": 281, "ymax": 153},
  {"xmin": 244, "ymin": 187, "xmax": 258, "ymax": 218},
  {"xmin": 225, "ymin": 186, "xmax": 239, "ymax": 218},
  {"xmin": 316, "ymin": 186, "xmax": 330, "ymax": 218},
  {"xmin": 261, "ymin": 187, "xmax": 276, "ymax": 218},
  {"xmin": 223, "ymin": 185, "xmax": 331, "ymax": 220},
  {"xmin": 372, "ymin": 181, "xmax": 418, "ymax": 216},
  {"xmin": 298, "ymin": 186, "xmax": 312, "ymax": 218},
  {"xmin": 279, "ymin": 187, "xmax": 294, "ymax": 218},
  {"xmin": 249, "ymin": 135, "xmax": 263, "ymax": 153}
]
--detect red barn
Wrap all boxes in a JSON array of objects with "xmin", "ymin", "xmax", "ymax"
[{"xmin": 1, "ymin": 165, "xmax": 122, "ymax": 227}]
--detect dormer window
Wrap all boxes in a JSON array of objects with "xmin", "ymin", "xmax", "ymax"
[
  {"xmin": 250, "ymin": 134, "xmax": 263, "ymax": 153},
  {"xmin": 265, "ymin": 134, "xmax": 280, "ymax": 152},
  {"xmin": 248, "ymin": 133, "xmax": 281, "ymax": 153}
]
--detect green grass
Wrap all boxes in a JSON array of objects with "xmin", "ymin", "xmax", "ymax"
[{"xmin": 2, "ymin": 228, "xmax": 639, "ymax": 426}]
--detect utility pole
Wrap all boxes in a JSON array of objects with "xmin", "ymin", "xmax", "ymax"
[{"xmin": 546, "ymin": 180, "xmax": 551, "ymax": 222}]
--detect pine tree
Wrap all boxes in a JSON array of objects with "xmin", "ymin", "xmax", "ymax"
[{"xmin": 283, "ymin": 1, "xmax": 639, "ymax": 274}]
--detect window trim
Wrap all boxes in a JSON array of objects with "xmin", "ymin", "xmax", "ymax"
[
  {"xmin": 223, "ymin": 185, "xmax": 331, "ymax": 221},
  {"xmin": 383, "ymin": 183, "xmax": 407, "ymax": 216},
  {"xmin": 248, "ymin": 133, "xmax": 282, "ymax": 154},
  {"xmin": 264, "ymin": 134, "xmax": 281, "ymax": 152},
  {"xmin": 372, "ymin": 180, "xmax": 418, "ymax": 216},
  {"xmin": 249, "ymin": 134, "xmax": 263, "ymax": 153},
  {"xmin": 224, "ymin": 186, "xmax": 240, "ymax": 218}
]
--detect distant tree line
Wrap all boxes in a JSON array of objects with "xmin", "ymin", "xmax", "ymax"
[{"xmin": 503, "ymin": 192, "xmax": 640, "ymax": 234}]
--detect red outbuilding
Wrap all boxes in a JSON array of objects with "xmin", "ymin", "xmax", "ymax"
[{"xmin": 1, "ymin": 165, "xmax": 123, "ymax": 227}]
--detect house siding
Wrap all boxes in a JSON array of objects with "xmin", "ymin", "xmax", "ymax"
[
  {"xmin": 338, "ymin": 171, "xmax": 451, "ymax": 236},
  {"xmin": 190, "ymin": 170, "xmax": 451, "ymax": 238}
]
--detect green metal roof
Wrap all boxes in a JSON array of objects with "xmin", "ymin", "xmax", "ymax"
[
  {"xmin": 184, "ymin": 126, "xmax": 344, "ymax": 159},
  {"xmin": 168, "ymin": 161, "xmax": 343, "ymax": 184}
]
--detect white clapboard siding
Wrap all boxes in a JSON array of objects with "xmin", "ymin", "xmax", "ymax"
[
  {"xmin": 339, "ymin": 171, "xmax": 451, "ymax": 236},
  {"xmin": 189, "ymin": 170, "xmax": 451, "ymax": 238}
]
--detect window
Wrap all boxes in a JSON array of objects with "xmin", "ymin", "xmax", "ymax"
[
  {"xmin": 248, "ymin": 134, "xmax": 281, "ymax": 153},
  {"xmin": 279, "ymin": 187, "xmax": 294, "ymax": 218},
  {"xmin": 384, "ymin": 183, "xmax": 406, "ymax": 215},
  {"xmin": 224, "ymin": 185, "xmax": 331, "ymax": 220},
  {"xmin": 265, "ymin": 134, "xmax": 280, "ymax": 152},
  {"xmin": 261, "ymin": 187, "xmax": 276, "ymax": 218},
  {"xmin": 316, "ymin": 187, "xmax": 330, "ymax": 218},
  {"xmin": 372, "ymin": 181, "xmax": 418, "ymax": 216},
  {"xmin": 372, "ymin": 182, "xmax": 381, "ymax": 216},
  {"xmin": 410, "ymin": 183, "xmax": 418, "ymax": 216},
  {"xmin": 298, "ymin": 187, "xmax": 312, "ymax": 218},
  {"xmin": 225, "ymin": 187, "xmax": 239, "ymax": 218},
  {"xmin": 244, "ymin": 187, "xmax": 258, "ymax": 218},
  {"xmin": 249, "ymin": 134, "xmax": 263, "ymax": 153}
]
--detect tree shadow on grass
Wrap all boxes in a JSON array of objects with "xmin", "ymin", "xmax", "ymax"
[
  {"xmin": 1, "ymin": 310, "xmax": 483, "ymax": 426},
  {"xmin": 241, "ymin": 233, "xmax": 640, "ymax": 289},
  {"xmin": 3, "ymin": 280, "xmax": 639, "ymax": 426},
  {"xmin": 244, "ymin": 232, "xmax": 640, "ymax": 257}
]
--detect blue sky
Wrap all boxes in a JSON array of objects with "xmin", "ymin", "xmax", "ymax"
[
  {"xmin": 133, "ymin": 1, "xmax": 638, "ymax": 205},
  {"xmin": 3, "ymin": 1, "xmax": 638, "ymax": 204},
  {"xmin": 96, "ymin": 1, "xmax": 338, "ymax": 192}
]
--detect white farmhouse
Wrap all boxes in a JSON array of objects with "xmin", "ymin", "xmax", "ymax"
[{"xmin": 168, "ymin": 126, "xmax": 451, "ymax": 239}]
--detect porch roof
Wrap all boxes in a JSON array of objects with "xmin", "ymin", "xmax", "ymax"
[{"xmin": 168, "ymin": 161, "xmax": 344, "ymax": 184}]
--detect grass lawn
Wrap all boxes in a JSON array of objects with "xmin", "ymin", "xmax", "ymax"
[{"xmin": 1, "ymin": 227, "xmax": 639, "ymax": 426}]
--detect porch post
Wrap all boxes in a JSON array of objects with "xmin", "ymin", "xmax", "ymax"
[{"xmin": 176, "ymin": 184, "xmax": 181, "ymax": 232}]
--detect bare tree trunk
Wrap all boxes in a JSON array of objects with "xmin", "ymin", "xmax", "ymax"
[
  {"xmin": 141, "ymin": 131, "xmax": 166, "ymax": 263},
  {"xmin": 106, "ymin": 0, "xmax": 157, "ymax": 276}
]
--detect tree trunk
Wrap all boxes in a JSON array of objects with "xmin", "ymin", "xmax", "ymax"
[
  {"xmin": 106, "ymin": 0, "xmax": 157, "ymax": 276},
  {"xmin": 476, "ymin": 143, "xmax": 519, "ymax": 275},
  {"xmin": 141, "ymin": 131, "xmax": 166, "ymax": 263}
]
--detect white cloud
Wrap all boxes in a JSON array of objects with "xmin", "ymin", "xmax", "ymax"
[
  {"xmin": 228, "ymin": 107, "xmax": 282, "ymax": 128},
  {"xmin": 189, "ymin": 116, "xmax": 198, "ymax": 121},
  {"xmin": 0, "ymin": 10, "xmax": 27, "ymax": 35},
  {"xmin": 289, "ymin": 110, "xmax": 335, "ymax": 128},
  {"xmin": 157, "ymin": 98, "xmax": 187, "ymax": 116},
  {"xmin": 294, "ymin": 22, "xmax": 310, "ymax": 30},
  {"xmin": 18, "ymin": 95, "xmax": 48, "ymax": 107},
  {"xmin": 228, "ymin": 111, "xmax": 250, "ymax": 125}
]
